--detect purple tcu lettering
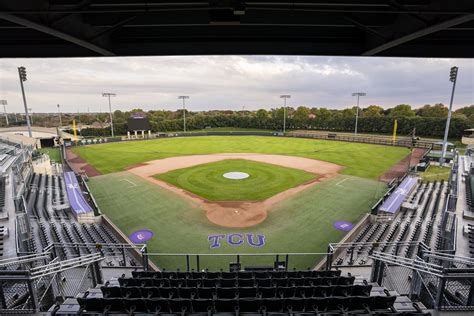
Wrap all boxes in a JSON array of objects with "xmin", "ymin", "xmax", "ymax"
[
  {"xmin": 227, "ymin": 233, "xmax": 244, "ymax": 246},
  {"xmin": 208, "ymin": 234, "xmax": 225, "ymax": 249},
  {"xmin": 208, "ymin": 233, "xmax": 266, "ymax": 248},
  {"xmin": 246, "ymin": 233, "xmax": 266, "ymax": 247}
]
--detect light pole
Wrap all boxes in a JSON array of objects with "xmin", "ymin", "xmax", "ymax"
[
  {"xmin": 28, "ymin": 108, "xmax": 33, "ymax": 124},
  {"xmin": 57, "ymin": 104, "xmax": 62, "ymax": 127},
  {"xmin": 280, "ymin": 95, "xmax": 291, "ymax": 133},
  {"xmin": 352, "ymin": 92, "xmax": 366, "ymax": 135},
  {"xmin": 440, "ymin": 66, "xmax": 459, "ymax": 165},
  {"xmin": 102, "ymin": 93, "xmax": 116, "ymax": 137},
  {"xmin": 18, "ymin": 66, "xmax": 32, "ymax": 137},
  {"xmin": 0, "ymin": 100, "xmax": 8, "ymax": 126},
  {"xmin": 178, "ymin": 96, "xmax": 189, "ymax": 132}
]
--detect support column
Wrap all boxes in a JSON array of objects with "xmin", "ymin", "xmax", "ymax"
[
  {"xmin": 467, "ymin": 277, "xmax": 474, "ymax": 306},
  {"xmin": 148, "ymin": 130, "xmax": 151, "ymax": 138},
  {"xmin": 435, "ymin": 277, "xmax": 446, "ymax": 309},
  {"xmin": 141, "ymin": 130, "xmax": 145, "ymax": 138},
  {"xmin": 326, "ymin": 245, "xmax": 333, "ymax": 271},
  {"xmin": 27, "ymin": 278, "xmax": 38, "ymax": 311},
  {"xmin": 134, "ymin": 130, "xmax": 137, "ymax": 138},
  {"xmin": 127, "ymin": 131, "xmax": 130, "ymax": 139},
  {"xmin": 142, "ymin": 246, "xmax": 149, "ymax": 272}
]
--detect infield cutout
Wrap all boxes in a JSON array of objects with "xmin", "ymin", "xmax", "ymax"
[
  {"xmin": 223, "ymin": 172, "xmax": 250, "ymax": 180},
  {"xmin": 127, "ymin": 153, "xmax": 344, "ymax": 228}
]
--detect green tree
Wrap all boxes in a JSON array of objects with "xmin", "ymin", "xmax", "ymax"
[
  {"xmin": 341, "ymin": 108, "xmax": 356, "ymax": 119},
  {"xmin": 416, "ymin": 103, "xmax": 448, "ymax": 117},
  {"xmin": 363, "ymin": 105, "xmax": 384, "ymax": 117},
  {"xmin": 255, "ymin": 109, "xmax": 268, "ymax": 120},
  {"xmin": 390, "ymin": 104, "xmax": 415, "ymax": 118},
  {"xmin": 293, "ymin": 106, "xmax": 311, "ymax": 123}
]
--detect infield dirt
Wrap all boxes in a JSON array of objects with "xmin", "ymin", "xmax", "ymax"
[{"xmin": 127, "ymin": 153, "xmax": 343, "ymax": 228}]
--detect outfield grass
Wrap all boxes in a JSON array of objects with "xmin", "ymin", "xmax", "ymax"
[
  {"xmin": 37, "ymin": 147, "xmax": 61, "ymax": 163},
  {"xmin": 155, "ymin": 159, "xmax": 316, "ymax": 201},
  {"xmin": 73, "ymin": 136, "xmax": 409, "ymax": 179},
  {"xmin": 88, "ymin": 172, "xmax": 385, "ymax": 270}
]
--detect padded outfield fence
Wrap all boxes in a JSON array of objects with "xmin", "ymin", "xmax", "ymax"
[{"xmin": 65, "ymin": 131, "xmax": 440, "ymax": 150}]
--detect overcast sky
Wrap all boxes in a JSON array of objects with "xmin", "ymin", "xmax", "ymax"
[{"xmin": 0, "ymin": 55, "xmax": 472, "ymax": 113}]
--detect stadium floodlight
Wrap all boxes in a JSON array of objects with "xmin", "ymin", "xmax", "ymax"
[
  {"xmin": 57, "ymin": 104, "xmax": 62, "ymax": 127},
  {"xmin": 440, "ymin": 66, "xmax": 459, "ymax": 165},
  {"xmin": 0, "ymin": 100, "xmax": 8, "ymax": 126},
  {"xmin": 102, "ymin": 93, "xmax": 117, "ymax": 137},
  {"xmin": 178, "ymin": 96, "xmax": 190, "ymax": 132},
  {"xmin": 280, "ymin": 95, "xmax": 291, "ymax": 134},
  {"xmin": 18, "ymin": 66, "xmax": 32, "ymax": 137},
  {"xmin": 351, "ymin": 92, "xmax": 366, "ymax": 135}
]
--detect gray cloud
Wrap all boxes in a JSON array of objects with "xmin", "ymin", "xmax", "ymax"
[{"xmin": 0, "ymin": 55, "xmax": 472, "ymax": 113}]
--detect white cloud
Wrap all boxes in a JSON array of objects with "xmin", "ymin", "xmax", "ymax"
[{"xmin": 0, "ymin": 55, "xmax": 472, "ymax": 113}]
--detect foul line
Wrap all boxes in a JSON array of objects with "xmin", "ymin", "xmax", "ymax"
[
  {"xmin": 336, "ymin": 178, "xmax": 349, "ymax": 186},
  {"xmin": 120, "ymin": 178, "xmax": 137, "ymax": 188}
]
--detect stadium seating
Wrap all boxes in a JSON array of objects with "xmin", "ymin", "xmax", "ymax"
[
  {"xmin": 0, "ymin": 177, "xmax": 5, "ymax": 213},
  {"xmin": 66, "ymin": 270, "xmax": 431, "ymax": 315},
  {"xmin": 0, "ymin": 224, "xmax": 5, "ymax": 257}
]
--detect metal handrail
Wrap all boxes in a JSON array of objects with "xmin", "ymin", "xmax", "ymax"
[{"xmin": 145, "ymin": 252, "xmax": 329, "ymax": 256}]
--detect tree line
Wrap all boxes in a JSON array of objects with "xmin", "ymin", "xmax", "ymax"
[{"xmin": 54, "ymin": 103, "xmax": 474, "ymax": 138}]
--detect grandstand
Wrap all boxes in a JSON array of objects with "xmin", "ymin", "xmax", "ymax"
[
  {"xmin": 0, "ymin": 134, "xmax": 472, "ymax": 315},
  {"xmin": 0, "ymin": 0, "xmax": 472, "ymax": 312}
]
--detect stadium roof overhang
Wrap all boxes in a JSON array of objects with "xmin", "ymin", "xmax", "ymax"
[{"xmin": 0, "ymin": 1, "xmax": 473, "ymax": 58}]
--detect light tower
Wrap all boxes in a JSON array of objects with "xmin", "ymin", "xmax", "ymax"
[
  {"xmin": 280, "ymin": 95, "xmax": 291, "ymax": 134},
  {"xmin": 18, "ymin": 66, "xmax": 32, "ymax": 137},
  {"xmin": 102, "ymin": 93, "xmax": 116, "ymax": 137},
  {"xmin": 440, "ymin": 66, "xmax": 459, "ymax": 165},
  {"xmin": 57, "ymin": 104, "xmax": 62, "ymax": 127},
  {"xmin": 0, "ymin": 100, "xmax": 8, "ymax": 126},
  {"xmin": 352, "ymin": 92, "xmax": 366, "ymax": 135},
  {"xmin": 178, "ymin": 96, "xmax": 189, "ymax": 132}
]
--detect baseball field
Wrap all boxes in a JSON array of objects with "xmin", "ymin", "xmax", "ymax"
[{"xmin": 73, "ymin": 135, "xmax": 410, "ymax": 270}]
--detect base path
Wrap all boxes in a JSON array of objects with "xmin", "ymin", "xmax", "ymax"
[{"xmin": 127, "ymin": 153, "xmax": 343, "ymax": 228}]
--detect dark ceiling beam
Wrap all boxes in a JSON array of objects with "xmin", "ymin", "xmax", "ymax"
[
  {"xmin": 343, "ymin": 16, "xmax": 387, "ymax": 39},
  {"xmin": 0, "ymin": 12, "xmax": 115, "ymax": 56},
  {"xmin": 0, "ymin": 7, "xmax": 470, "ymax": 15},
  {"xmin": 87, "ymin": 15, "xmax": 137, "ymax": 40},
  {"xmin": 362, "ymin": 13, "xmax": 474, "ymax": 56}
]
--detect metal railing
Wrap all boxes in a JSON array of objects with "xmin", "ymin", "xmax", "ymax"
[
  {"xmin": 370, "ymin": 248, "xmax": 474, "ymax": 311},
  {"xmin": 0, "ymin": 249, "xmax": 104, "ymax": 313},
  {"xmin": 143, "ymin": 252, "xmax": 330, "ymax": 272},
  {"xmin": 44, "ymin": 242, "xmax": 148, "ymax": 269},
  {"xmin": 326, "ymin": 241, "xmax": 433, "ymax": 269}
]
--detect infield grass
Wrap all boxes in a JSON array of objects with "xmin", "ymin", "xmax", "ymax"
[
  {"xmin": 155, "ymin": 159, "xmax": 316, "ymax": 201},
  {"xmin": 72, "ymin": 136, "xmax": 409, "ymax": 179},
  {"xmin": 88, "ymin": 172, "xmax": 385, "ymax": 270}
]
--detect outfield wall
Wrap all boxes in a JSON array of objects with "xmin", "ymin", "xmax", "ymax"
[{"xmin": 65, "ymin": 131, "xmax": 440, "ymax": 150}]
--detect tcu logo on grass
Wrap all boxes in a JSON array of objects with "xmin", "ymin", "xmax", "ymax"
[{"xmin": 208, "ymin": 233, "xmax": 266, "ymax": 249}]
